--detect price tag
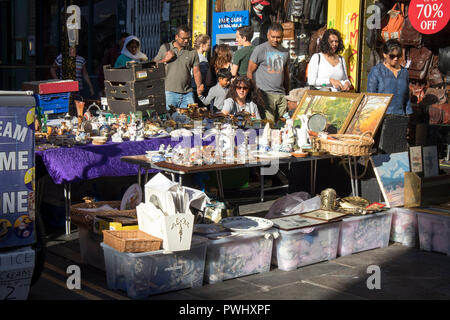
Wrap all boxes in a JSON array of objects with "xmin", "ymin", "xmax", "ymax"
[
  {"xmin": 136, "ymin": 71, "xmax": 148, "ymax": 79},
  {"xmin": 138, "ymin": 99, "xmax": 150, "ymax": 106},
  {"xmin": 409, "ymin": 0, "xmax": 449, "ymax": 35}
]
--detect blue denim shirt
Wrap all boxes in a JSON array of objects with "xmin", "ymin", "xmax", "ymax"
[{"xmin": 367, "ymin": 63, "xmax": 413, "ymax": 115}]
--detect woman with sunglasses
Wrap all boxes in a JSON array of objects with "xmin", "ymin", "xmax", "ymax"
[
  {"xmin": 367, "ymin": 39, "xmax": 413, "ymax": 154},
  {"xmin": 222, "ymin": 76, "xmax": 262, "ymax": 119}
]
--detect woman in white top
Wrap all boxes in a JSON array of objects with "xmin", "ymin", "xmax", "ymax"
[
  {"xmin": 222, "ymin": 75, "xmax": 262, "ymax": 119},
  {"xmin": 307, "ymin": 29, "xmax": 352, "ymax": 92}
]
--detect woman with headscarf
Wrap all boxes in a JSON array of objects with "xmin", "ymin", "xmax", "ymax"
[{"xmin": 114, "ymin": 35, "xmax": 148, "ymax": 68}]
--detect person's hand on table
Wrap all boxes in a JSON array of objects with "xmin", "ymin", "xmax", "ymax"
[{"xmin": 330, "ymin": 78, "xmax": 343, "ymax": 91}]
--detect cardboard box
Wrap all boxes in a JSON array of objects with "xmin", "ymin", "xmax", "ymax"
[
  {"xmin": 136, "ymin": 203, "xmax": 194, "ymax": 252},
  {"xmin": 93, "ymin": 216, "xmax": 139, "ymax": 235}
]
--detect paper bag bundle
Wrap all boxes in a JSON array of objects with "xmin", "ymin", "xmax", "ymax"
[{"xmin": 137, "ymin": 173, "xmax": 210, "ymax": 252}]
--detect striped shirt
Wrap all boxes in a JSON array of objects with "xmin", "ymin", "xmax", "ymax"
[{"xmin": 55, "ymin": 54, "xmax": 86, "ymax": 90}]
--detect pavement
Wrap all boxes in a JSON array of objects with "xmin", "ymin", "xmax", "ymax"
[{"xmin": 27, "ymin": 171, "xmax": 450, "ymax": 304}]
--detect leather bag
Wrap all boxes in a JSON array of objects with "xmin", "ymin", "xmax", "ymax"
[
  {"xmin": 308, "ymin": 25, "xmax": 327, "ymax": 56},
  {"xmin": 429, "ymin": 103, "xmax": 450, "ymax": 125},
  {"xmin": 439, "ymin": 47, "xmax": 450, "ymax": 75},
  {"xmin": 400, "ymin": 16, "xmax": 422, "ymax": 47},
  {"xmin": 282, "ymin": 22, "xmax": 295, "ymax": 40},
  {"xmin": 408, "ymin": 47, "xmax": 432, "ymax": 80},
  {"xmin": 423, "ymin": 87, "xmax": 447, "ymax": 105}
]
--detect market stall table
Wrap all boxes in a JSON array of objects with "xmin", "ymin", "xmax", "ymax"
[{"xmin": 120, "ymin": 154, "xmax": 337, "ymax": 202}]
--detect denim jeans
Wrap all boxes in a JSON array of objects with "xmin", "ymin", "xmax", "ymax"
[{"xmin": 165, "ymin": 91, "xmax": 195, "ymax": 110}]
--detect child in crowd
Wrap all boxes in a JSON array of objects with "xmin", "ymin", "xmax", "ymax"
[{"xmin": 198, "ymin": 68, "xmax": 232, "ymax": 112}]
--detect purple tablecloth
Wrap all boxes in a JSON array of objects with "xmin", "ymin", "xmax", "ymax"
[
  {"xmin": 36, "ymin": 137, "xmax": 176, "ymax": 184},
  {"xmin": 35, "ymin": 130, "xmax": 261, "ymax": 185}
]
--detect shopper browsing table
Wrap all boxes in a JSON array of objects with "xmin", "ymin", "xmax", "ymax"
[
  {"xmin": 114, "ymin": 35, "xmax": 148, "ymax": 68},
  {"xmin": 367, "ymin": 39, "xmax": 413, "ymax": 154},
  {"xmin": 307, "ymin": 29, "xmax": 352, "ymax": 92},
  {"xmin": 247, "ymin": 22, "xmax": 290, "ymax": 123},
  {"xmin": 153, "ymin": 25, "xmax": 204, "ymax": 109},
  {"xmin": 221, "ymin": 75, "xmax": 262, "ymax": 120}
]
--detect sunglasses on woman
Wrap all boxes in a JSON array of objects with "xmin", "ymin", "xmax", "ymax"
[
  {"xmin": 236, "ymin": 86, "xmax": 249, "ymax": 91},
  {"xmin": 389, "ymin": 53, "xmax": 402, "ymax": 60}
]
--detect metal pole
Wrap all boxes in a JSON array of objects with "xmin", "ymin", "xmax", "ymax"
[
  {"xmin": 64, "ymin": 183, "xmax": 71, "ymax": 235},
  {"xmin": 348, "ymin": 157, "xmax": 355, "ymax": 197},
  {"xmin": 260, "ymin": 166, "xmax": 264, "ymax": 203},
  {"xmin": 353, "ymin": 156, "xmax": 359, "ymax": 197}
]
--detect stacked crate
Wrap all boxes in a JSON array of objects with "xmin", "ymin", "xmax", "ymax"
[
  {"xmin": 22, "ymin": 80, "xmax": 79, "ymax": 115},
  {"xmin": 103, "ymin": 62, "xmax": 166, "ymax": 115}
]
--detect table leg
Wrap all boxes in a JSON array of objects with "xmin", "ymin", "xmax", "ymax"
[
  {"xmin": 64, "ymin": 183, "xmax": 71, "ymax": 235},
  {"xmin": 144, "ymin": 169, "xmax": 149, "ymax": 185},
  {"xmin": 312, "ymin": 159, "xmax": 318, "ymax": 195},
  {"xmin": 216, "ymin": 170, "xmax": 225, "ymax": 199},
  {"xmin": 353, "ymin": 157, "xmax": 359, "ymax": 197},
  {"xmin": 348, "ymin": 157, "xmax": 356, "ymax": 197},
  {"xmin": 138, "ymin": 165, "xmax": 142, "ymax": 187},
  {"xmin": 260, "ymin": 166, "xmax": 264, "ymax": 203}
]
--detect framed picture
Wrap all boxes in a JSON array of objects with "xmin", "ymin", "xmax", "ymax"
[
  {"xmin": 343, "ymin": 93, "xmax": 393, "ymax": 136},
  {"xmin": 291, "ymin": 91, "xmax": 362, "ymax": 134},
  {"xmin": 409, "ymin": 146, "xmax": 423, "ymax": 174},
  {"xmin": 270, "ymin": 214, "xmax": 327, "ymax": 231},
  {"xmin": 423, "ymin": 145, "xmax": 439, "ymax": 177},
  {"xmin": 301, "ymin": 209, "xmax": 349, "ymax": 221},
  {"xmin": 371, "ymin": 152, "xmax": 410, "ymax": 208}
]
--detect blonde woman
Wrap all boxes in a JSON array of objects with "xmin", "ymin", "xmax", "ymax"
[{"xmin": 193, "ymin": 34, "xmax": 211, "ymax": 91}]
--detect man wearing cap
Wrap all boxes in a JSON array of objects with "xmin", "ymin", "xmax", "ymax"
[
  {"xmin": 247, "ymin": 22, "xmax": 290, "ymax": 124},
  {"xmin": 285, "ymin": 88, "xmax": 307, "ymax": 118}
]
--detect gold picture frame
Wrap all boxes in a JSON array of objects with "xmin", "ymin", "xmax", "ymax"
[
  {"xmin": 343, "ymin": 93, "xmax": 393, "ymax": 136},
  {"xmin": 301, "ymin": 209, "xmax": 349, "ymax": 221},
  {"xmin": 291, "ymin": 91, "xmax": 362, "ymax": 134}
]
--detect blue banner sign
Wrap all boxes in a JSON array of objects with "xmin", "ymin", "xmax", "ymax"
[
  {"xmin": 212, "ymin": 10, "xmax": 250, "ymax": 47},
  {"xmin": 0, "ymin": 106, "xmax": 36, "ymax": 249}
]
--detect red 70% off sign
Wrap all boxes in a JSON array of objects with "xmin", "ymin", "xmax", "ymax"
[{"xmin": 409, "ymin": 0, "xmax": 449, "ymax": 34}]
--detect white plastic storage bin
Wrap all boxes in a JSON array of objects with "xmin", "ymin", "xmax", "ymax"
[
  {"xmin": 204, "ymin": 229, "xmax": 278, "ymax": 284},
  {"xmin": 0, "ymin": 246, "xmax": 35, "ymax": 300},
  {"xmin": 272, "ymin": 222, "xmax": 341, "ymax": 271},
  {"xmin": 389, "ymin": 208, "xmax": 419, "ymax": 247},
  {"xmin": 78, "ymin": 226, "xmax": 105, "ymax": 271},
  {"xmin": 417, "ymin": 211, "xmax": 450, "ymax": 255},
  {"xmin": 338, "ymin": 211, "xmax": 393, "ymax": 257},
  {"xmin": 101, "ymin": 236, "xmax": 207, "ymax": 299}
]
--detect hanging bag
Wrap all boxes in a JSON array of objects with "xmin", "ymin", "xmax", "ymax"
[
  {"xmin": 408, "ymin": 46, "xmax": 433, "ymax": 80},
  {"xmin": 381, "ymin": 3, "xmax": 405, "ymax": 41},
  {"xmin": 400, "ymin": 13, "xmax": 422, "ymax": 47}
]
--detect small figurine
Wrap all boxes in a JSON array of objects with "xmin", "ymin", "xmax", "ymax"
[
  {"xmin": 128, "ymin": 122, "xmax": 137, "ymax": 141},
  {"xmin": 135, "ymin": 120, "xmax": 145, "ymax": 141}
]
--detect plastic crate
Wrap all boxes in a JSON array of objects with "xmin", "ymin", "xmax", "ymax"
[
  {"xmin": 34, "ymin": 92, "xmax": 70, "ymax": 114},
  {"xmin": 338, "ymin": 211, "xmax": 393, "ymax": 257},
  {"xmin": 101, "ymin": 236, "xmax": 207, "ymax": 299},
  {"xmin": 272, "ymin": 222, "xmax": 341, "ymax": 271},
  {"xmin": 389, "ymin": 208, "xmax": 419, "ymax": 247},
  {"xmin": 78, "ymin": 227, "xmax": 105, "ymax": 271},
  {"xmin": 204, "ymin": 229, "xmax": 277, "ymax": 284},
  {"xmin": 417, "ymin": 211, "xmax": 450, "ymax": 255}
]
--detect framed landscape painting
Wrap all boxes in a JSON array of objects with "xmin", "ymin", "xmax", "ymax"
[
  {"xmin": 343, "ymin": 93, "xmax": 393, "ymax": 136},
  {"xmin": 291, "ymin": 91, "xmax": 362, "ymax": 134},
  {"xmin": 371, "ymin": 152, "xmax": 410, "ymax": 208}
]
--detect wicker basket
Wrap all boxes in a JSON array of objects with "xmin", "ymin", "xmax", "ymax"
[
  {"xmin": 103, "ymin": 230, "xmax": 163, "ymax": 253},
  {"xmin": 318, "ymin": 132, "xmax": 374, "ymax": 157},
  {"xmin": 70, "ymin": 201, "xmax": 136, "ymax": 230}
]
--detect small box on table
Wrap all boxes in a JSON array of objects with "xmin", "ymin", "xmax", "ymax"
[
  {"xmin": 203, "ymin": 229, "xmax": 278, "ymax": 284},
  {"xmin": 338, "ymin": 211, "xmax": 393, "ymax": 257},
  {"xmin": 101, "ymin": 236, "xmax": 207, "ymax": 299}
]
